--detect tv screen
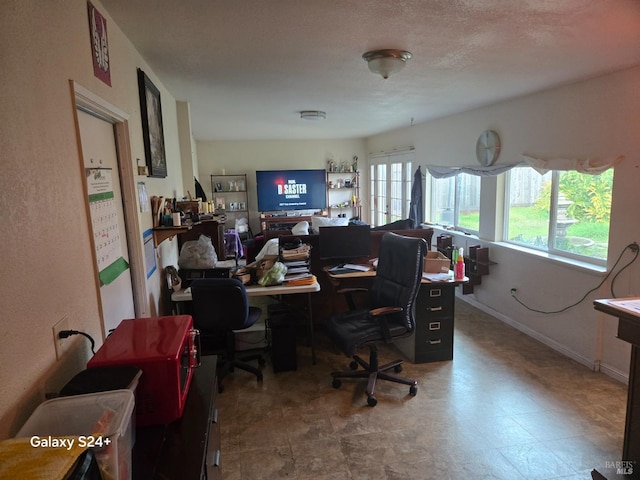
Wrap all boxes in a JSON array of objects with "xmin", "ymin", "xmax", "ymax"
[
  {"xmin": 319, "ymin": 225, "xmax": 371, "ymax": 261},
  {"xmin": 256, "ymin": 169, "xmax": 327, "ymax": 212}
]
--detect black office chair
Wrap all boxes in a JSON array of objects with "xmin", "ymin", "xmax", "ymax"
[
  {"xmin": 191, "ymin": 278, "xmax": 265, "ymax": 392},
  {"xmin": 325, "ymin": 232, "xmax": 427, "ymax": 406}
]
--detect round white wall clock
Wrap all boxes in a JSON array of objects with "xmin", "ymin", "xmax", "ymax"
[{"xmin": 476, "ymin": 130, "xmax": 501, "ymax": 166}]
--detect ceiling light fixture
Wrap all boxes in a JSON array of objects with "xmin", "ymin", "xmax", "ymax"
[
  {"xmin": 300, "ymin": 110, "xmax": 326, "ymax": 121},
  {"xmin": 362, "ymin": 49, "xmax": 412, "ymax": 79}
]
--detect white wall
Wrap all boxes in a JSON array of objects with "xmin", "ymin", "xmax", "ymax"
[
  {"xmin": 196, "ymin": 139, "xmax": 367, "ymax": 233},
  {"xmin": 0, "ymin": 0, "xmax": 185, "ymax": 439},
  {"xmin": 367, "ymin": 66, "xmax": 640, "ymax": 380}
]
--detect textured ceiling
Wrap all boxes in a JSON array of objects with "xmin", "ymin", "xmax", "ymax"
[{"xmin": 100, "ymin": 0, "xmax": 640, "ymax": 141}]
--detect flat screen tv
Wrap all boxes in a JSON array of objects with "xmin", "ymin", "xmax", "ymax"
[
  {"xmin": 319, "ymin": 225, "xmax": 371, "ymax": 261},
  {"xmin": 256, "ymin": 169, "xmax": 327, "ymax": 212}
]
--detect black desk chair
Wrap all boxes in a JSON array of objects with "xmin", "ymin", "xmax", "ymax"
[
  {"xmin": 325, "ymin": 232, "xmax": 427, "ymax": 406},
  {"xmin": 191, "ymin": 278, "xmax": 265, "ymax": 392}
]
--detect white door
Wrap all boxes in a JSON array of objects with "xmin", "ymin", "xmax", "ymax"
[{"xmin": 78, "ymin": 109, "xmax": 136, "ymax": 334}]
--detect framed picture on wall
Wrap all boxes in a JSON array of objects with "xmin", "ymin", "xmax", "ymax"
[{"xmin": 137, "ymin": 68, "xmax": 167, "ymax": 178}]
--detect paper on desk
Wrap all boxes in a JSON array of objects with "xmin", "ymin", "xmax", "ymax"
[
  {"xmin": 285, "ymin": 267, "xmax": 310, "ymax": 274},
  {"xmin": 284, "ymin": 273, "xmax": 313, "ymax": 282},
  {"xmin": 343, "ymin": 263, "xmax": 370, "ymax": 272},
  {"xmin": 422, "ymin": 272, "xmax": 452, "ymax": 282},
  {"xmin": 283, "ymin": 260, "xmax": 308, "ymax": 267},
  {"xmin": 607, "ymin": 298, "xmax": 640, "ymax": 315}
]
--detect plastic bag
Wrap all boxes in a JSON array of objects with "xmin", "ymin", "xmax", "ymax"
[
  {"xmin": 258, "ymin": 261, "xmax": 287, "ymax": 286},
  {"xmin": 178, "ymin": 235, "xmax": 218, "ymax": 269}
]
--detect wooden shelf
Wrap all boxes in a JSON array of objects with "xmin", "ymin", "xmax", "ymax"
[{"xmin": 152, "ymin": 226, "xmax": 191, "ymax": 247}]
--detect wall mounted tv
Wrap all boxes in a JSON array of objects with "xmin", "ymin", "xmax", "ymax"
[{"xmin": 256, "ymin": 169, "xmax": 327, "ymax": 212}]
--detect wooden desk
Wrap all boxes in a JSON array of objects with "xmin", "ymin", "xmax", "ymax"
[
  {"xmin": 172, "ymin": 280, "xmax": 321, "ymax": 364},
  {"xmin": 325, "ymin": 267, "xmax": 467, "ymax": 363},
  {"xmin": 133, "ymin": 355, "xmax": 220, "ymax": 479},
  {"xmin": 594, "ymin": 298, "xmax": 640, "ymax": 471}
]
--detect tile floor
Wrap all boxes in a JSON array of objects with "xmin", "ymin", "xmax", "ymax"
[{"xmin": 215, "ymin": 298, "xmax": 629, "ymax": 480}]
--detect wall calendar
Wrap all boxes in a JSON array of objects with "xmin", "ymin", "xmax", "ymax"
[{"xmin": 86, "ymin": 168, "xmax": 128, "ymax": 285}]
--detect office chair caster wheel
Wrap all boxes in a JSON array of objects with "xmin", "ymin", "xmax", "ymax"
[
  {"xmin": 257, "ymin": 373, "xmax": 263, "ymax": 383},
  {"xmin": 394, "ymin": 365, "xmax": 403, "ymax": 373},
  {"xmin": 409, "ymin": 385, "xmax": 418, "ymax": 396},
  {"xmin": 332, "ymin": 378, "xmax": 342, "ymax": 389},
  {"xmin": 349, "ymin": 361, "xmax": 359, "ymax": 370},
  {"xmin": 367, "ymin": 395, "xmax": 377, "ymax": 407}
]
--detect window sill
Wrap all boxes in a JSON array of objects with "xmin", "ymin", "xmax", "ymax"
[
  {"xmin": 429, "ymin": 225, "xmax": 607, "ymax": 274},
  {"xmin": 493, "ymin": 241, "xmax": 607, "ymax": 275}
]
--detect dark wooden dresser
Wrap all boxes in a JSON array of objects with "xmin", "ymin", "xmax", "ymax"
[{"xmin": 132, "ymin": 355, "xmax": 221, "ymax": 479}]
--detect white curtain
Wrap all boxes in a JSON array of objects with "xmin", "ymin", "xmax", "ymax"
[
  {"xmin": 425, "ymin": 164, "xmax": 515, "ymax": 178},
  {"xmin": 520, "ymin": 154, "xmax": 624, "ymax": 175},
  {"xmin": 426, "ymin": 154, "xmax": 623, "ymax": 178}
]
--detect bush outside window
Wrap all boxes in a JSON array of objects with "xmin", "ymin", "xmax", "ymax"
[{"xmin": 505, "ymin": 167, "xmax": 612, "ymax": 262}]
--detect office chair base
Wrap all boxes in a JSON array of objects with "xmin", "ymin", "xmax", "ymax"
[
  {"xmin": 331, "ymin": 353, "xmax": 418, "ymax": 406},
  {"xmin": 217, "ymin": 355, "xmax": 264, "ymax": 393}
]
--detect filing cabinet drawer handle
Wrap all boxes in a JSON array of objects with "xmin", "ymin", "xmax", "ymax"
[
  {"xmin": 428, "ymin": 306, "xmax": 443, "ymax": 312},
  {"xmin": 429, "ymin": 322, "xmax": 441, "ymax": 330},
  {"xmin": 428, "ymin": 339, "xmax": 442, "ymax": 345},
  {"xmin": 429, "ymin": 289, "xmax": 442, "ymax": 297},
  {"xmin": 207, "ymin": 449, "xmax": 221, "ymax": 467}
]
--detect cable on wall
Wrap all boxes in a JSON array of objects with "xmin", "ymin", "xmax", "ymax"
[
  {"xmin": 59, "ymin": 330, "xmax": 96, "ymax": 354},
  {"xmin": 511, "ymin": 242, "xmax": 639, "ymax": 314}
]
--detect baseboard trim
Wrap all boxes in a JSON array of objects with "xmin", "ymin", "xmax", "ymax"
[
  {"xmin": 457, "ymin": 295, "xmax": 628, "ymax": 384},
  {"xmin": 598, "ymin": 362, "xmax": 629, "ymax": 384}
]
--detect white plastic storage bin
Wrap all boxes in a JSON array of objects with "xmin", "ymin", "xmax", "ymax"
[{"xmin": 16, "ymin": 389, "xmax": 135, "ymax": 480}]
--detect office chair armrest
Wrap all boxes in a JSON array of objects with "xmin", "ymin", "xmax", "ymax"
[
  {"xmin": 337, "ymin": 287, "xmax": 369, "ymax": 311},
  {"xmin": 369, "ymin": 306, "xmax": 403, "ymax": 317},
  {"xmin": 336, "ymin": 287, "xmax": 368, "ymax": 295},
  {"xmin": 369, "ymin": 306, "xmax": 403, "ymax": 343}
]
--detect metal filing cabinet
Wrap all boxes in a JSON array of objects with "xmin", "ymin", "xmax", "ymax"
[{"xmin": 395, "ymin": 283, "xmax": 456, "ymax": 363}]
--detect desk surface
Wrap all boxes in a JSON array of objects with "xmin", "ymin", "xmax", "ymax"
[
  {"xmin": 171, "ymin": 279, "xmax": 320, "ymax": 302},
  {"xmin": 324, "ymin": 265, "xmax": 468, "ymax": 284},
  {"xmin": 594, "ymin": 298, "xmax": 640, "ymax": 319}
]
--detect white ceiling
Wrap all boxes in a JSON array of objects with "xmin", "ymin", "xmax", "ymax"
[{"xmin": 100, "ymin": 0, "xmax": 640, "ymax": 141}]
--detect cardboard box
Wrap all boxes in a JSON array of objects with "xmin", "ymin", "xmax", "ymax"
[
  {"xmin": 245, "ymin": 255, "xmax": 278, "ymax": 280},
  {"xmin": 424, "ymin": 251, "xmax": 451, "ymax": 273}
]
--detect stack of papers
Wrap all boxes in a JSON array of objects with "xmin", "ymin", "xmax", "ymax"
[
  {"xmin": 329, "ymin": 263, "xmax": 370, "ymax": 273},
  {"xmin": 283, "ymin": 259, "xmax": 311, "ymax": 283},
  {"xmin": 286, "ymin": 274, "xmax": 316, "ymax": 286},
  {"xmin": 422, "ymin": 272, "xmax": 453, "ymax": 282}
]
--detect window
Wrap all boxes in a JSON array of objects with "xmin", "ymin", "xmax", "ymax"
[
  {"xmin": 430, "ymin": 172, "xmax": 481, "ymax": 232},
  {"xmin": 505, "ymin": 166, "xmax": 612, "ymax": 262},
  {"xmin": 369, "ymin": 152, "xmax": 413, "ymax": 227}
]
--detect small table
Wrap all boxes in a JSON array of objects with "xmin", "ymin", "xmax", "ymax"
[
  {"xmin": 172, "ymin": 280, "xmax": 321, "ymax": 364},
  {"xmin": 133, "ymin": 355, "xmax": 220, "ymax": 479},
  {"xmin": 594, "ymin": 297, "xmax": 640, "ymax": 473}
]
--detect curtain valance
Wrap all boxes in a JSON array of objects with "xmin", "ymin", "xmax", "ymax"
[
  {"xmin": 425, "ymin": 154, "xmax": 623, "ymax": 178},
  {"xmin": 520, "ymin": 154, "xmax": 624, "ymax": 175}
]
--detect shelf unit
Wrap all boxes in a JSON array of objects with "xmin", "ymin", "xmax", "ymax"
[
  {"xmin": 436, "ymin": 234, "xmax": 495, "ymax": 294},
  {"xmin": 326, "ymin": 170, "xmax": 361, "ymax": 219},
  {"xmin": 210, "ymin": 173, "xmax": 250, "ymax": 237}
]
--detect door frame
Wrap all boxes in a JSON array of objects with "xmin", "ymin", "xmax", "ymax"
[{"xmin": 70, "ymin": 81, "xmax": 149, "ymax": 335}]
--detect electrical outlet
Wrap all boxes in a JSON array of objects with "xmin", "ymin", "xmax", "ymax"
[{"xmin": 52, "ymin": 316, "xmax": 70, "ymax": 360}]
